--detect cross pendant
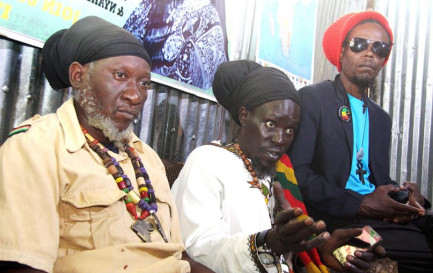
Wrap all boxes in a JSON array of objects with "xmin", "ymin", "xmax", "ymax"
[{"xmin": 356, "ymin": 161, "xmax": 366, "ymax": 184}]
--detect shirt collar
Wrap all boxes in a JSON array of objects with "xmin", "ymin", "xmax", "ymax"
[{"xmin": 57, "ymin": 98, "xmax": 86, "ymax": 153}]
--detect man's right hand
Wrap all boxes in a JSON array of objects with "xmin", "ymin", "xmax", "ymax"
[
  {"xmin": 357, "ymin": 184, "xmax": 423, "ymax": 221},
  {"xmin": 265, "ymin": 182, "xmax": 330, "ymax": 255}
]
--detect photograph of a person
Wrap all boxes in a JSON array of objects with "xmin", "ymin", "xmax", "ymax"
[{"xmin": 124, "ymin": 0, "xmax": 229, "ymax": 90}]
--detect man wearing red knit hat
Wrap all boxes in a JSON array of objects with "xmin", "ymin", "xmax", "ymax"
[{"xmin": 289, "ymin": 10, "xmax": 433, "ymax": 272}]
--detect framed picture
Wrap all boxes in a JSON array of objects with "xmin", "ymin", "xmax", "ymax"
[{"xmin": 0, "ymin": 0, "xmax": 229, "ymax": 99}]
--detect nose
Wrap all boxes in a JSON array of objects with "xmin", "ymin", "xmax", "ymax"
[
  {"xmin": 271, "ymin": 130, "xmax": 286, "ymax": 145},
  {"xmin": 122, "ymin": 82, "xmax": 147, "ymax": 105},
  {"xmin": 363, "ymin": 43, "xmax": 375, "ymax": 57}
]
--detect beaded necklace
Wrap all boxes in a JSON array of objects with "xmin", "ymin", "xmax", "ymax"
[
  {"xmin": 81, "ymin": 126, "xmax": 168, "ymax": 242},
  {"xmin": 212, "ymin": 142, "xmax": 272, "ymax": 203}
]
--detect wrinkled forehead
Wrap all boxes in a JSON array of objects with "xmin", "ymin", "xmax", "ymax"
[
  {"xmin": 91, "ymin": 55, "xmax": 152, "ymax": 74},
  {"xmin": 252, "ymin": 99, "xmax": 301, "ymax": 116}
]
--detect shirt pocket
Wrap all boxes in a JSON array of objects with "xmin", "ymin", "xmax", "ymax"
[{"xmin": 61, "ymin": 189, "xmax": 138, "ymax": 252}]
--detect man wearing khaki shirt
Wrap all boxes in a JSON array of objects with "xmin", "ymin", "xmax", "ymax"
[{"xmin": 0, "ymin": 16, "xmax": 212, "ymax": 273}]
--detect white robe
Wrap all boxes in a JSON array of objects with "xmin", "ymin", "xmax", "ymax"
[{"xmin": 172, "ymin": 143, "xmax": 290, "ymax": 273}]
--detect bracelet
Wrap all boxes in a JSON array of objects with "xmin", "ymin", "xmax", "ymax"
[
  {"xmin": 248, "ymin": 232, "xmax": 283, "ymax": 273},
  {"xmin": 256, "ymin": 229, "xmax": 270, "ymax": 247}
]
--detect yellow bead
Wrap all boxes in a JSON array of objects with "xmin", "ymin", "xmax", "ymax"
[
  {"xmin": 139, "ymin": 186, "xmax": 148, "ymax": 192},
  {"xmin": 128, "ymin": 191, "xmax": 141, "ymax": 204},
  {"xmin": 115, "ymin": 177, "xmax": 124, "ymax": 183}
]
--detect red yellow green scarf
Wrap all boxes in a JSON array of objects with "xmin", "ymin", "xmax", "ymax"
[{"xmin": 275, "ymin": 154, "xmax": 329, "ymax": 273}]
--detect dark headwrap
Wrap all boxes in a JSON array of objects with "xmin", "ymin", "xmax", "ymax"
[
  {"xmin": 42, "ymin": 16, "xmax": 151, "ymax": 90},
  {"xmin": 212, "ymin": 60, "xmax": 300, "ymax": 125}
]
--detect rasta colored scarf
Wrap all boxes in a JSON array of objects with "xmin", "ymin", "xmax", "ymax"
[{"xmin": 275, "ymin": 154, "xmax": 329, "ymax": 273}]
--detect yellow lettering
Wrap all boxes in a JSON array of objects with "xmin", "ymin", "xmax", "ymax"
[
  {"xmin": 42, "ymin": 0, "xmax": 80, "ymax": 23},
  {"xmin": 53, "ymin": 2, "xmax": 61, "ymax": 16},
  {"xmin": 41, "ymin": 0, "xmax": 55, "ymax": 13},
  {"xmin": 62, "ymin": 6, "xmax": 72, "ymax": 20},
  {"xmin": 12, "ymin": 0, "xmax": 37, "ymax": 6},
  {"xmin": 0, "ymin": 2, "xmax": 13, "ymax": 20},
  {"xmin": 72, "ymin": 10, "xmax": 80, "ymax": 23},
  {"xmin": 27, "ymin": 0, "xmax": 37, "ymax": 6}
]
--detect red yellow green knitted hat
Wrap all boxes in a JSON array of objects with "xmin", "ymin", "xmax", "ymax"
[{"xmin": 322, "ymin": 10, "xmax": 394, "ymax": 72}]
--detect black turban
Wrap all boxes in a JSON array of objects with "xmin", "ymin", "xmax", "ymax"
[
  {"xmin": 212, "ymin": 60, "xmax": 300, "ymax": 125},
  {"xmin": 42, "ymin": 16, "xmax": 151, "ymax": 90}
]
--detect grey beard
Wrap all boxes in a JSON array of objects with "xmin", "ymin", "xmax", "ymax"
[
  {"xmin": 77, "ymin": 87, "xmax": 133, "ymax": 148},
  {"xmin": 87, "ymin": 114, "xmax": 133, "ymax": 146},
  {"xmin": 251, "ymin": 160, "xmax": 276, "ymax": 178}
]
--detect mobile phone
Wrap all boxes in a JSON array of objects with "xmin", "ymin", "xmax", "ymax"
[
  {"xmin": 388, "ymin": 189, "xmax": 409, "ymax": 203},
  {"xmin": 333, "ymin": 226, "xmax": 382, "ymax": 265}
]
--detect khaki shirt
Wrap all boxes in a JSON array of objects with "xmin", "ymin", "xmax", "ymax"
[{"xmin": 0, "ymin": 99, "xmax": 190, "ymax": 273}]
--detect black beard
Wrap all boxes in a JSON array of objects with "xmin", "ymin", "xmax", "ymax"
[
  {"xmin": 353, "ymin": 75, "xmax": 374, "ymax": 89},
  {"xmin": 251, "ymin": 160, "xmax": 276, "ymax": 178}
]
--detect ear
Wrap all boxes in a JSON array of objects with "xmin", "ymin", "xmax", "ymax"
[
  {"xmin": 340, "ymin": 47, "xmax": 346, "ymax": 63},
  {"xmin": 238, "ymin": 106, "xmax": 249, "ymax": 127},
  {"xmin": 69, "ymin": 61, "xmax": 87, "ymax": 89}
]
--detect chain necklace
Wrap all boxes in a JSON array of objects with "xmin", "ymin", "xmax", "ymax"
[{"xmin": 81, "ymin": 126, "xmax": 168, "ymax": 242}]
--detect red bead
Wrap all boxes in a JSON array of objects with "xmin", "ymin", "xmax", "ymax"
[
  {"xmin": 140, "ymin": 210, "xmax": 150, "ymax": 219},
  {"xmin": 117, "ymin": 180, "xmax": 127, "ymax": 190},
  {"xmin": 140, "ymin": 191, "xmax": 149, "ymax": 199},
  {"xmin": 125, "ymin": 202, "xmax": 138, "ymax": 219}
]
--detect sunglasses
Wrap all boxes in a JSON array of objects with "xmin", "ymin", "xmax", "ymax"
[{"xmin": 346, "ymin": 37, "xmax": 391, "ymax": 58}]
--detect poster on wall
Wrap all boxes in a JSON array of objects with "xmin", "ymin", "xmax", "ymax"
[
  {"xmin": 255, "ymin": 0, "xmax": 317, "ymax": 90},
  {"xmin": 0, "ymin": 0, "xmax": 228, "ymax": 100}
]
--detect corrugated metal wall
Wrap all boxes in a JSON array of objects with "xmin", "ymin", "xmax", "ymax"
[
  {"xmin": 1, "ymin": 0, "xmax": 432, "ymax": 203},
  {"xmin": 379, "ymin": 0, "xmax": 433, "ymax": 203},
  {"xmin": 314, "ymin": 0, "xmax": 433, "ymax": 203},
  {"xmin": 0, "ymin": 37, "xmax": 238, "ymax": 163}
]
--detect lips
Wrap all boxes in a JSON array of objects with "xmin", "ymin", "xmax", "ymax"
[
  {"xmin": 265, "ymin": 149, "xmax": 284, "ymax": 161},
  {"xmin": 117, "ymin": 107, "xmax": 139, "ymax": 119},
  {"xmin": 359, "ymin": 61, "xmax": 376, "ymax": 70}
]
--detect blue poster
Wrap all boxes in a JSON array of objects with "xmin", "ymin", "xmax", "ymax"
[{"xmin": 256, "ymin": 0, "xmax": 317, "ymax": 89}]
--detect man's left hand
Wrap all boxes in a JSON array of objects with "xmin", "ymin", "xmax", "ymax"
[
  {"xmin": 384, "ymin": 182, "xmax": 426, "ymax": 223},
  {"xmin": 400, "ymin": 181, "xmax": 425, "ymax": 210}
]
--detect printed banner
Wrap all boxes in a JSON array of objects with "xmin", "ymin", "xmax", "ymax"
[
  {"xmin": 255, "ymin": 0, "xmax": 317, "ymax": 90},
  {"xmin": 0, "ymin": 0, "xmax": 229, "ymax": 99}
]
